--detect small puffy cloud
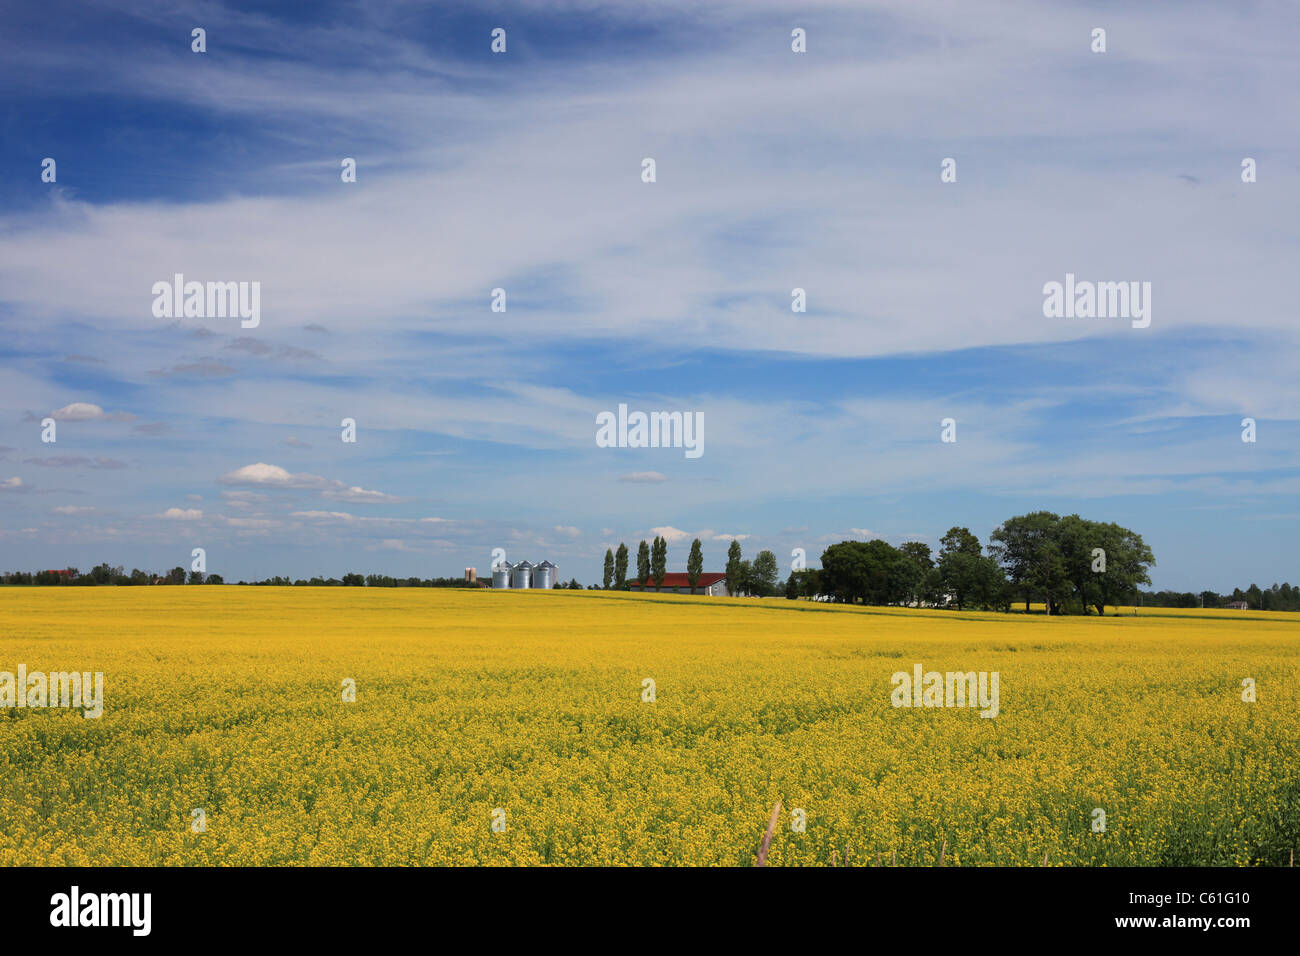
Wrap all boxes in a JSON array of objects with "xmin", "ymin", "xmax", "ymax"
[
  {"xmin": 849, "ymin": 528, "xmax": 878, "ymax": 538},
  {"xmin": 224, "ymin": 517, "xmax": 281, "ymax": 529},
  {"xmin": 292, "ymin": 510, "xmax": 355, "ymax": 521},
  {"xmin": 711, "ymin": 532, "xmax": 750, "ymax": 542},
  {"xmin": 651, "ymin": 526, "xmax": 691, "ymax": 544},
  {"xmin": 50, "ymin": 403, "xmax": 103, "ymax": 421},
  {"xmin": 221, "ymin": 463, "xmax": 401, "ymax": 502},
  {"xmin": 552, "ymin": 525, "xmax": 582, "ymax": 538},
  {"xmin": 159, "ymin": 507, "xmax": 203, "ymax": 520},
  {"xmin": 619, "ymin": 471, "xmax": 667, "ymax": 483},
  {"xmin": 1, "ymin": 476, "xmax": 24, "ymax": 490},
  {"xmin": 322, "ymin": 485, "xmax": 403, "ymax": 503},
  {"xmin": 220, "ymin": 463, "xmax": 304, "ymax": 486}
]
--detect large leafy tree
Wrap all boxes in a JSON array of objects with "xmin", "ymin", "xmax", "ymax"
[
  {"xmin": 636, "ymin": 540, "xmax": 650, "ymax": 585},
  {"xmin": 614, "ymin": 543, "xmax": 629, "ymax": 589},
  {"xmin": 989, "ymin": 512, "xmax": 1067, "ymax": 613},
  {"xmin": 896, "ymin": 541, "xmax": 934, "ymax": 606},
  {"xmin": 990, "ymin": 512, "xmax": 1152, "ymax": 615},
  {"xmin": 686, "ymin": 538, "xmax": 703, "ymax": 593},
  {"xmin": 1087, "ymin": 520, "xmax": 1154, "ymax": 615},
  {"xmin": 937, "ymin": 527, "xmax": 986, "ymax": 610},
  {"xmin": 751, "ymin": 550, "xmax": 779, "ymax": 597},
  {"xmin": 819, "ymin": 539, "xmax": 904, "ymax": 604}
]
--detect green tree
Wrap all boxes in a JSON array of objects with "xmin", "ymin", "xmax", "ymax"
[
  {"xmin": 1087, "ymin": 521, "xmax": 1154, "ymax": 615},
  {"xmin": 603, "ymin": 549, "xmax": 615, "ymax": 590},
  {"xmin": 751, "ymin": 550, "xmax": 779, "ymax": 597},
  {"xmin": 819, "ymin": 540, "xmax": 903, "ymax": 604},
  {"xmin": 725, "ymin": 540, "xmax": 743, "ymax": 595},
  {"xmin": 636, "ymin": 540, "xmax": 650, "ymax": 586},
  {"xmin": 686, "ymin": 538, "xmax": 703, "ymax": 594},
  {"xmin": 937, "ymin": 528, "xmax": 985, "ymax": 610},
  {"xmin": 734, "ymin": 560, "xmax": 753, "ymax": 596},
  {"xmin": 166, "ymin": 566, "xmax": 186, "ymax": 585},
  {"xmin": 896, "ymin": 541, "xmax": 933, "ymax": 606},
  {"xmin": 614, "ymin": 543, "xmax": 629, "ymax": 589},
  {"xmin": 651, "ymin": 535, "xmax": 668, "ymax": 588},
  {"xmin": 989, "ymin": 512, "xmax": 1068, "ymax": 613}
]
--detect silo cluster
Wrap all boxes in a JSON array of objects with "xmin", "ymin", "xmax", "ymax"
[{"xmin": 492, "ymin": 559, "xmax": 558, "ymax": 589}]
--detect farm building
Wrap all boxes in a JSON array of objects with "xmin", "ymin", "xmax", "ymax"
[
  {"xmin": 627, "ymin": 572, "xmax": 729, "ymax": 597},
  {"xmin": 492, "ymin": 560, "xmax": 559, "ymax": 589},
  {"xmin": 1224, "ymin": 601, "xmax": 1249, "ymax": 610}
]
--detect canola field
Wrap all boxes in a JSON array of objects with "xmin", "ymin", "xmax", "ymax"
[{"xmin": 1, "ymin": 586, "xmax": 1298, "ymax": 866}]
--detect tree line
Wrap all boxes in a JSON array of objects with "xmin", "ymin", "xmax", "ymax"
[
  {"xmin": 600, "ymin": 537, "xmax": 783, "ymax": 595},
  {"xmin": 1138, "ymin": 582, "xmax": 1300, "ymax": 612},
  {"xmin": 794, "ymin": 512, "xmax": 1157, "ymax": 614},
  {"xmin": 0, "ymin": 565, "xmax": 586, "ymax": 589},
  {"xmin": 5, "ymin": 512, "xmax": 1292, "ymax": 611}
]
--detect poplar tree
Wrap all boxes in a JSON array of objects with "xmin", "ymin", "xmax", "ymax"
[
  {"xmin": 636, "ymin": 540, "xmax": 650, "ymax": 585},
  {"xmin": 651, "ymin": 535, "xmax": 668, "ymax": 588},
  {"xmin": 686, "ymin": 538, "xmax": 704, "ymax": 593},
  {"xmin": 614, "ymin": 543, "xmax": 629, "ymax": 589}
]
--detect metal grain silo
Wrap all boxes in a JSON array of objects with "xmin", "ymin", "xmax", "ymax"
[
  {"xmin": 492, "ymin": 562, "xmax": 512, "ymax": 589},
  {"xmin": 510, "ymin": 560, "xmax": 533, "ymax": 589},
  {"xmin": 533, "ymin": 560, "xmax": 557, "ymax": 590}
]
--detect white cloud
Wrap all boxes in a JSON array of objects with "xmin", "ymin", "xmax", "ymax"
[
  {"xmin": 651, "ymin": 526, "xmax": 691, "ymax": 544},
  {"xmin": 46, "ymin": 402, "xmax": 133, "ymax": 422},
  {"xmin": 159, "ymin": 507, "xmax": 203, "ymax": 520},
  {"xmin": 220, "ymin": 463, "xmax": 401, "ymax": 503},
  {"xmin": 322, "ymin": 485, "xmax": 402, "ymax": 503},
  {"xmin": 53, "ymin": 505, "xmax": 96, "ymax": 514},
  {"xmin": 552, "ymin": 525, "xmax": 582, "ymax": 538},
  {"xmin": 1, "ymin": 476, "xmax": 23, "ymax": 490}
]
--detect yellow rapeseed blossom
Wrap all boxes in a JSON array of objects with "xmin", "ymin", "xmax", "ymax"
[{"xmin": 1, "ymin": 587, "xmax": 1296, "ymax": 866}]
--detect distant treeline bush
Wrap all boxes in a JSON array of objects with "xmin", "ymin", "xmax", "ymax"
[
  {"xmin": 1139, "ymin": 583, "xmax": 1299, "ymax": 611},
  {"xmin": 0, "ymin": 565, "xmax": 588, "ymax": 589}
]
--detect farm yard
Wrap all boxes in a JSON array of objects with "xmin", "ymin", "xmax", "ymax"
[{"xmin": 1, "ymin": 587, "xmax": 1297, "ymax": 866}]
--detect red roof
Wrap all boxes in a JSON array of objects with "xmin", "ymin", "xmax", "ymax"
[{"xmin": 631, "ymin": 572, "xmax": 725, "ymax": 588}]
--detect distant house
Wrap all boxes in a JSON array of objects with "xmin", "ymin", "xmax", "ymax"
[
  {"xmin": 1224, "ymin": 601, "xmax": 1249, "ymax": 610},
  {"xmin": 627, "ymin": 572, "xmax": 729, "ymax": 597}
]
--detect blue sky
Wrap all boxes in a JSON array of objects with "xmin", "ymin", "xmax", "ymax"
[{"xmin": 1, "ymin": 0, "xmax": 1297, "ymax": 589}]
